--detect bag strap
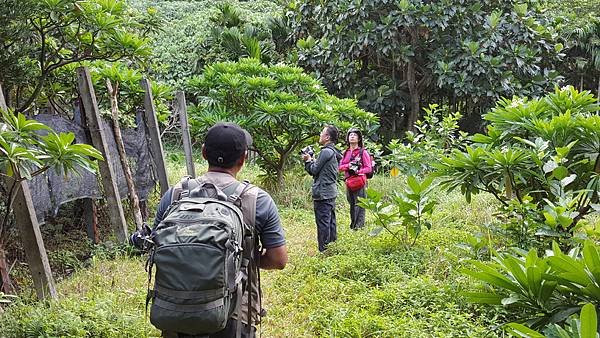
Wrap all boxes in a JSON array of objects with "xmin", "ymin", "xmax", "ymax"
[
  {"xmin": 221, "ymin": 179, "xmax": 258, "ymax": 336},
  {"xmin": 359, "ymin": 148, "xmax": 365, "ymax": 166},
  {"xmin": 144, "ymin": 250, "xmax": 155, "ymax": 319}
]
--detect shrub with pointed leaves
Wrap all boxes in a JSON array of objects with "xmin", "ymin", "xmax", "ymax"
[
  {"xmin": 186, "ymin": 58, "xmax": 378, "ymax": 188},
  {"xmin": 435, "ymin": 86, "xmax": 600, "ymax": 245}
]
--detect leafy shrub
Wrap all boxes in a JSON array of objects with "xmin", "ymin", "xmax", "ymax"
[
  {"xmin": 186, "ymin": 58, "xmax": 378, "ymax": 188},
  {"xmin": 464, "ymin": 240, "xmax": 600, "ymax": 332},
  {"xmin": 381, "ymin": 104, "xmax": 466, "ymax": 176},
  {"xmin": 358, "ymin": 176, "xmax": 438, "ymax": 247},
  {"xmin": 436, "ymin": 86, "xmax": 600, "ymax": 248}
]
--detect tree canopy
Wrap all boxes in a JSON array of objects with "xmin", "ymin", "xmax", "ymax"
[
  {"xmin": 290, "ymin": 0, "xmax": 565, "ymax": 138},
  {"xmin": 186, "ymin": 58, "xmax": 378, "ymax": 187},
  {"xmin": 0, "ymin": 0, "xmax": 158, "ymax": 113}
]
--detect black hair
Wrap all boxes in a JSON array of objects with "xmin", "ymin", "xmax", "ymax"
[
  {"xmin": 346, "ymin": 128, "xmax": 364, "ymax": 148},
  {"xmin": 205, "ymin": 153, "xmax": 243, "ymax": 169},
  {"xmin": 324, "ymin": 125, "xmax": 339, "ymax": 143}
]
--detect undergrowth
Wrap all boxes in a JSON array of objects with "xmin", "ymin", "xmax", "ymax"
[{"xmin": 0, "ymin": 151, "xmax": 504, "ymax": 337}]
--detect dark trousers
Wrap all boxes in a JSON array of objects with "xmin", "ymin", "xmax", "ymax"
[
  {"xmin": 314, "ymin": 198, "xmax": 337, "ymax": 252},
  {"xmin": 346, "ymin": 187, "xmax": 366, "ymax": 230},
  {"xmin": 162, "ymin": 319, "xmax": 256, "ymax": 338}
]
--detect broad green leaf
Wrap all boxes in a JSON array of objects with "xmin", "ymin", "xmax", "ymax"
[
  {"xmin": 552, "ymin": 166, "xmax": 568, "ymax": 180},
  {"xmin": 462, "ymin": 292, "xmax": 503, "ymax": 304},
  {"xmin": 406, "ymin": 175, "xmax": 421, "ymax": 193},
  {"xmin": 463, "ymin": 266, "xmax": 521, "ymax": 293},
  {"xmin": 505, "ymin": 323, "xmax": 545, "ymax": 338},
  {"xmin": 580, "ymin": 303, "xmax": 597, "ymax": 338},
  {"xmin": 583, "ymin": 241, "xmax": 600, "ymax": 280}
]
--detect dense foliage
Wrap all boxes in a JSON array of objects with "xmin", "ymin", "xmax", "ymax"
[
  {"xmin": 127, "ymin": 0, "xmax": 283, "ymax": 88},
  {"xmin": 186, "ymin": 58, "xmax": 378, "ymax": 187},
  {"xmin": 0, "ymin": 0, "xmax": 157, "ymax": 113},
  {"xmin": 435, "ymin": 86, "xmax": 600, "ymax": 248},
  {"xmin": 289, "ymin": 0, "xmax": 563, "ymax": 138}
]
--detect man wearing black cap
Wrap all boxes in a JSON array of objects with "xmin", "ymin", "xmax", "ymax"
[{"xmin": 152, "ymin": 122, "xmax": 288, "ymax": 337}]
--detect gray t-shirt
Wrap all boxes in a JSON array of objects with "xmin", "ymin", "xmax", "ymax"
[{"xmin": 153, "ymin": 186, "xmax": 286, "ymax": 249}]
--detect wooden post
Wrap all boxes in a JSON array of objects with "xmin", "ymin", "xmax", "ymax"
[
  {"xmin": 76, "ymin": 67, "xmax": 128, "ymax": 243},
  {"xmin": 11, "ymin": 179, "xmax": 57, "ymax": 299},
  {"xmin": 141, "ymin": 79, "xmax": 169, "ymax": 195},
  {"xmin": 83, "ymin": 198, "xmax": 99, "ymax": 243},
  {"xmin": 0, "ymin": 84, "xmax": 57, "ymax": 300},
  {"xmin": 176, "ymin": 91, "xmax": 195, "ymax": 177}
]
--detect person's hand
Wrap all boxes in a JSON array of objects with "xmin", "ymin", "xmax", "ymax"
[{"xmin": 302, "ymin": 153, "xmax": 311, "ymax": 162}]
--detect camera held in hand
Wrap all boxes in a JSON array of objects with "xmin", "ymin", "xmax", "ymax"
[
  {"xmin": 348, "ymin": 160, "xmax": 361, "ymax": 175},
  {"xmin": 129, "ymin": 223, "xmax": 154, "ymax": 251},
  {"xmin": 299, "ymin": 145, "xmax": 314, "ymax": 157}
]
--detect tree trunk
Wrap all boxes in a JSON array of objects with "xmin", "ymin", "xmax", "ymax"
[
  {"xmin": 106, "ymin": 79, "xmax": 144, "ymax": 230},
  {"xmin": 597, "ymin": 77, "xmax": 599, "ymax": 100},
  {"xmin": 276, "ymin": 168, "xmax": 285, "ymax": 191},
  {"xmin": 405, "ymin": 27, "xmax": 421, "ymax": 132},
  {"xmin": 0, "ymin": 245, "xmax": 15, "ymax": 294},
  {"xmin": 406, "ymin": 59, "xmax": 420, "ymax": 132}
]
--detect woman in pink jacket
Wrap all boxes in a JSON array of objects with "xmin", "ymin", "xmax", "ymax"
[{"xmin": 339, "ymin": 128, "xmax": 372, "ymax": 230}]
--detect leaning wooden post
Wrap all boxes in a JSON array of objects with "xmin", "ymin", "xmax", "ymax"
[
  {"xmin": 141, "ymin": 79, "xmax": 169, "ymax": 195},
  {"xmin": 176, "ymin": 91, "xmax": 195, "ymax": 177},
  {"xmin": 76, "ymin": 67, "xmax": 128, "ymax": 243},
  {"xmin": 0, "ymin": 84, "xmax": 57, "ymax": 300}
]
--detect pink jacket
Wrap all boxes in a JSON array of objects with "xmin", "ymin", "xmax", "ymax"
[{"xmin": 339, "ymin": 147, "xmax": 372, "ymax": 179}]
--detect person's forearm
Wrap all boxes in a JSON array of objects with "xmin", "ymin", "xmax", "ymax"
[
  {"xmin": 259, "ymin": 253, "xmax": 282, "ymax": 269},
  {"xmin": 259, "ymin": 247, "xmax": 287, "ymax": 270}
]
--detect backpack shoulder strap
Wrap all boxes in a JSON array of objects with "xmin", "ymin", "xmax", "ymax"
[
  {"xmin": 223, "ymin": 180, "xmax": 257, "ymax": 226},
  {"xmin": 170, "ymin": 176, "xmax": 201, "ymax": 204}
]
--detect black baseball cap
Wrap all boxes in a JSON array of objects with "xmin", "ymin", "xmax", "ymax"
[{"xmin": 204, "ymin": 122, "xmax": 253, "ymax": 168}]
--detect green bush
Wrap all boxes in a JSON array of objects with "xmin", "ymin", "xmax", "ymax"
[
  {"xmin": 186, "ymin": 58, "xmax": 378, "ymax": 188},
  {"xmin": 436, "ymin": 86, "xmax": 600, "ymax": 248},
  {"xmin": 464, "ymin": 240, "xmax": 600, "ymax": 332},
  {"xmin": 381, "ymin": 104, "xmax": 466, "ymax": 177}
]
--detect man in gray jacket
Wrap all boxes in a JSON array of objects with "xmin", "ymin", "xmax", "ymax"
[{"xmin": 302, "ymin": 125, "xmax": 342, "ymax": 252}]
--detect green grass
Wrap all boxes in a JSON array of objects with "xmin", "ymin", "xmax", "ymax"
[{"xmin": 0, "ymin": 155, "xmax": 503, "ymax": 337}]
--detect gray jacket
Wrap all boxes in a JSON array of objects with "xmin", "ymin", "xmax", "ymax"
[{"xmin": 304, "ymin": 143, "xmax": 343, "ymax": 200}]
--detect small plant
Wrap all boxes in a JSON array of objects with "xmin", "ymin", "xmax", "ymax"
[
  {"xmin": 506, "ymin": 303, "xmax": 599, "ymax": 338},
  {"xmin": 358, "ymin": 175, "xmax": 438, "ymax": 246},
  {"xmin": 456, "ymin": 233, "xmax": 493, "ymax": 261},
  {"xmin": 463, "ymin": 240, "xmax": 600, "ymax": 331},
  {"xmin": 497, "ymin": 195, "xmax": 545, "ymax": 249},
  {"xmin": 381, "ymin": 104, "xmax": 465, "ymax": 177}
]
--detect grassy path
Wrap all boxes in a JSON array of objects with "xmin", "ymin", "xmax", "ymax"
[{"xmin": 0, "ymin": 162, "xmax": 502, "ymax": 337}]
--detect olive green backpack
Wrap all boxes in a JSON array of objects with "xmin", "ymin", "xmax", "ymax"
[{"xmin": 146, "ymin": 178, "xmax": 255, "ymax": 336}]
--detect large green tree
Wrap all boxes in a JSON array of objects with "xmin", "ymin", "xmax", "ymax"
[
  {"xmin": 186, "ymin": 58, "xmax": 378, "ymax": 188},
  {"xmin": 0, "ymin": 0, "xmax": 157, "ymax": 113},
  {"xmin": 290, "ymin": 0, "xmax": 563, "ymax": 138}
]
